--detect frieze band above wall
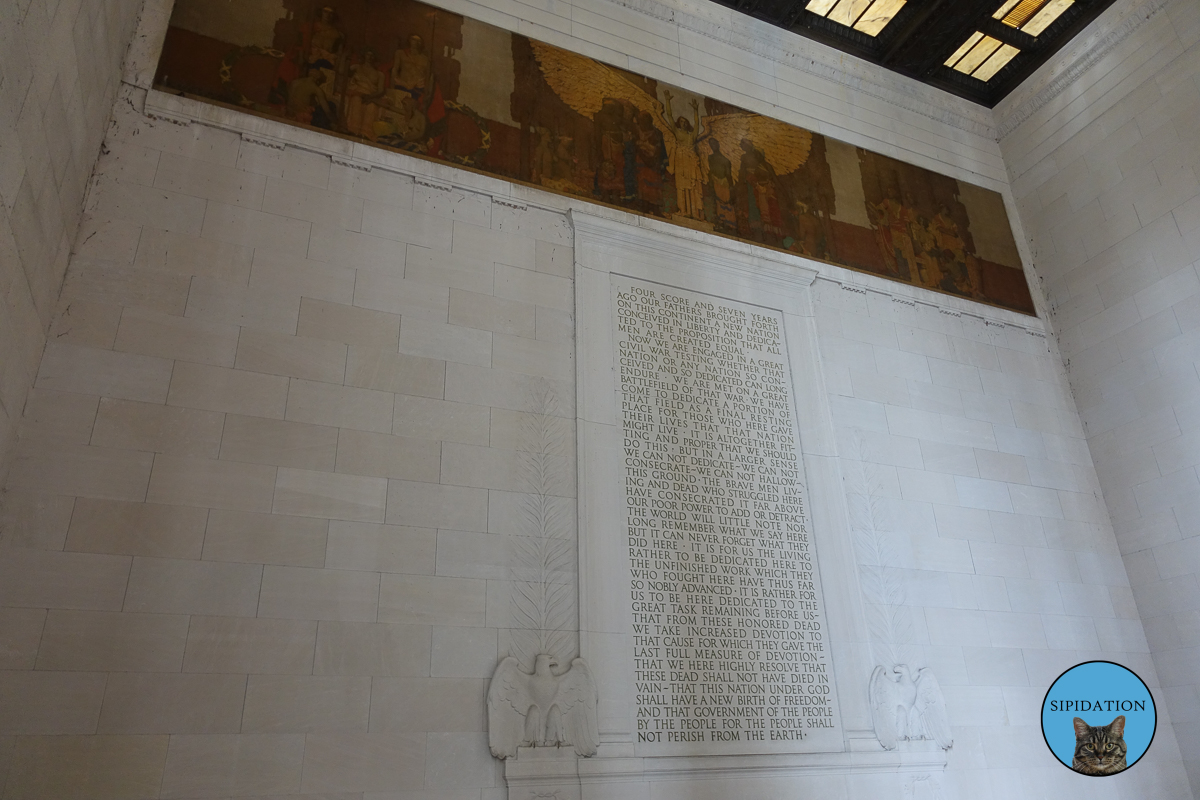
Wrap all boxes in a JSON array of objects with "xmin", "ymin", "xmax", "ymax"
[
  {"xmin": 151, "ymin": 0, "xmax": 1035, "ymax": 312},
  {"xmin": 142, "ymin": 85, "xmax": 1050, "ymax": 338}
]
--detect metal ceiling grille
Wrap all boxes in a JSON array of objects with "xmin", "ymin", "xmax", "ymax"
[
  {"xmin": 995, "ymin": 0, "xmax": 1075, "ymax": 34},
  {"xmin": 707, "ymin": 0, "xmax": 1117, "ymax": 106}
]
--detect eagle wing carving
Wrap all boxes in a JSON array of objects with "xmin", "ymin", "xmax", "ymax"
[
  {"xmin": 487, "ymin": 656, "xmax": 532, "ymax": 759},
  {"xmin": 868, "ymin": 664, "xmax": 900, "ymax": 750},
  {"xmin": 554, "ymin": 658, "xmax": 600, "ymax": 756},
  {"xmin": 914, "ymin": 668, "xmax": 953, "ymax": 750}
]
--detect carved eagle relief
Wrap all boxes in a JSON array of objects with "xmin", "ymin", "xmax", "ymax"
[
  {"xmin": 487, "ymin": 654, "xmax": 599, "ymax": 759},
  {"xmin": 869, "ymin": 664, "xmax": 953, "ymax": 750}
]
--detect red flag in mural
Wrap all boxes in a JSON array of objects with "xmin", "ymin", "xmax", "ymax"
[{"xmin": 425, "ymin": 82, "xmax": 445, "ymax": 156}]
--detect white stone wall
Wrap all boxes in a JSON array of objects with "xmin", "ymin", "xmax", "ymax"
[
  {"xmin": 0, "ymin": 0, "xmax": 145, "ymax": 482},
  {"xmin": 1, "ymin": 89, "xmax": 579, "ymax": 795},
  {"xmin": 997, "ymin": 0, "xmax": 1200, "ymax": 791},
  {"xmin": 813, "ymin": 277, "xmax": 1189, "ymax": 797}
]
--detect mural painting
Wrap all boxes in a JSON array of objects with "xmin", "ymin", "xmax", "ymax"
[{"xmin": 154, "ymin": 0, "xmax": 1034, "ymax": 314}]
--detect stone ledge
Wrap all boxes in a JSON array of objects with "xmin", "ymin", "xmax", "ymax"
[
  {"xmin": 143, "ymin": 89, "xmax": 1045, "ymax": 335},
  {"xmin": 503, "ymin": 740, "xmax": 947, "ymax": 787}
]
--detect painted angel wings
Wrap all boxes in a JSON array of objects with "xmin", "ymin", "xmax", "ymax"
[
  {"xmin": 529, "ymin": 40, "xmax": 670, "ymax": 133},
  {"xmin": 869, "ymin": 664, "xmax": 953, "ymax": 750},
  {"xmin": 487, "ymin": 654, "xmax": 600, "ymax": 759},
  {"xmin": 699, "ymin": 113, "xmax": 813, "ymax": 177}
]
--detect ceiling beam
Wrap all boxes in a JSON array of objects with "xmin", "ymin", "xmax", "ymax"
[{"xmin": 978, "ymin": 17, "xmax": 1038, "ymax": 50}]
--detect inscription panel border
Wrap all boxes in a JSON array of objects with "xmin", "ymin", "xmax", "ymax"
[
  {"xmin": 613, "ymin": 276, "xmax": 840, "ymax": 756},
  {"xmin": 572, "ymin": 210, "xmax": 875, "ymax": 763}
]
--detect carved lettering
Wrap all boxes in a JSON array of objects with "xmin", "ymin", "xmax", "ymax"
[{"xmin": 613, "ymin": 279, "xmax": 837, "ymax": 754}]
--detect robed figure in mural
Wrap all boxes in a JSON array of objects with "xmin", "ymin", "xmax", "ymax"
[
  {"xmin": 304, "ymin": 6, "xmax": 345, "ymax": 105},
  {"xmin": 634, "ymin": 111, "xmax": 668, "ymax": 214},
  {"xmin": 661, "ymin": 92, "xmax": 704, "ymax": 220},
  {"xmin": 737, "ymin": 137, "xmax": 786, "ymax": 244},
  {"xmin": 287, "ymin": 66, "xmax": 335, "ymax": 128},
  {"xmin": 705, "ymin": 140, "xmax": 736, "ymax": 231},
  {"xmin": 343, "ymin": 49, "xmax": 386, "ymax": 138},
  {"xmin": 869, "ymin": 187, "xmax": 917, "ymax": 280}
]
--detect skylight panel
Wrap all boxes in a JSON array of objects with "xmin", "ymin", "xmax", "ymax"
[
  {"xmin": 945, "ymin": 32, "xmax": 984, "ymax": 67},
  {"xmin": 855, "ymin": 0, "xmax": 906, "ymax": 35},
  {"xmin": 806, "ymin": 0, "xmax": 907, "ymax": 36},
  {"xmin": 945, "ymin": 32, "xmax": 1020, "ymax": 81},
  {"xmin": 972, "ymin": 43, "xmax": 1020, "ymax": 80},
  {"xmin": 952, "ymin": 35, "xmax": 1002, "ymax": 74},
  {"xmin": 828, "ymin": 0, "xmax": 871, "ymax": 26},
  {"xmin": 944, "ymin": 0, "xmax": 1072, "ymax": 82},
  {"xmin": 1023, "ymin": 0, "xmax": 1074, "ymax": 35},
  {"xmin": 993, "ymin": 0, "xmax": 1022, "ymax": 19},
  {"xmin": 807, "ymin": 0, "xmax": 839, "ymax": 14}
]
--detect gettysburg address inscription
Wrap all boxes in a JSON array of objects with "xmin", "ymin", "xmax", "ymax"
[{"xmin": 613, "ymin": 278, "xmax": 841, "ymax": 756}]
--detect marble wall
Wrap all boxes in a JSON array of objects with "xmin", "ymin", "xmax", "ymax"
[
  {"xmin": 0, "ymin": 0, "xmax": 146, "ymax": 482},
  {"xmin": 996, "ymin": 0, "xmax": 1200, "ymax": 790},
  {"xmin": 1, "ymin": 86, "xmax": 578, "ymax": 794},
  {"xmin": 0, "ymin": 0, "xmax": 1194, "ymax": 796}
]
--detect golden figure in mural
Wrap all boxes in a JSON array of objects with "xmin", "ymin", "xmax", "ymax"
[
  {"xmin": 287, "ymin": 66, "xmax": 335, "ymax": 127},
  {"xmin": 869, "ymin": 188, "xmax": 916, "ymax": 279},
  {"xmin": 344, "ymin": 49, "xmax": 386, "ymax": 138},
  {"xmin": 661, "ymin": 92, "xmax": 704, "ymax": 220},
  {"xmin": 911, "ymin": 215, "xmax": 944, "ymax": 289},
  {"xmin": 305, "ymin": 6, "xmax": 345, "ymax": 91},
  {"xmin": 369, "ymin": 33, "xmax": 438, "ymax": 146},
  {"xmin": 392, "ymin": 34, "xmax": 432, "ymax": 100},
  {"xmin": 931, "ymin": 205, "xmax": 980, "ymax": 296}
]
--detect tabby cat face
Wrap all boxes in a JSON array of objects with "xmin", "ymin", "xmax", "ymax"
[{"xmin": 1072, "ymin": 715, "xmax": 1127, "ymax": 776}]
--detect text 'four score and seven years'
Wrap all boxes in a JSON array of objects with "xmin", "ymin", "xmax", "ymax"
[{"xmin": 613, "ymin": 280, "xmax": 837, "ymax": 753}]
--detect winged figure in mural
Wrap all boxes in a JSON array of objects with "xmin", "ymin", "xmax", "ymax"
[
  {"xmin": 869, "ymin": 664, "xmax": 953, "ymax": 750},
  {"xmin": 488, "ymin": 653, "xmax": 599, "ymax": 759},
  {"xmin": 529, "ymin": 40, "xmax": 812, "ymax": 220}
]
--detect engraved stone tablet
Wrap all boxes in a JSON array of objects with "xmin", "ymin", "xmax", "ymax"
[{"xmin": 613, "ymin": 277, "xmax": 842, "ymax": 756}]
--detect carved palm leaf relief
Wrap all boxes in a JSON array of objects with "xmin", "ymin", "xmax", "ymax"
[
  {"xmin": 509, "ymin": 378, "xmax": 577, "ymax": 669},
  {"xmin": 844, "ymin": 431, "xmax": 915, "ymax": 670}
]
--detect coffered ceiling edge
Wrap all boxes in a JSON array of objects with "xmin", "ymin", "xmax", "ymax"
[
  {"xmin": 598, "ymin": 0, "xmax": 1001, "ymax": 139},
  {"xmin": 993, "ymin": 0, "xmax": 1171, "ymax": 139},
  {"xmin": 601, "ymin": 0, "xmax": 1169, "ymax": 145}
]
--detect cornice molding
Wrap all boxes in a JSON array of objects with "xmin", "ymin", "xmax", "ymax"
[
  {"xmin": 599, "ymin": 0, "xmax": 1000, "ymax": 139},
  {"xmin": 142, "ymin": 88, "xmax": 1044, "ymax": 332},
  {"xmin": 994, "ymin": 0, "xmax": 1171, "ymax": 140},
  {"xmin": 815, "ymin": 276, "xmax": 1049, "ymax": 342}
]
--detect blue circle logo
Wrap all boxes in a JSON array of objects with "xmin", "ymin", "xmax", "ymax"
[{"xmin": 1041, "ymin": 661, "xmax": 1156, "ymax": 776}]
